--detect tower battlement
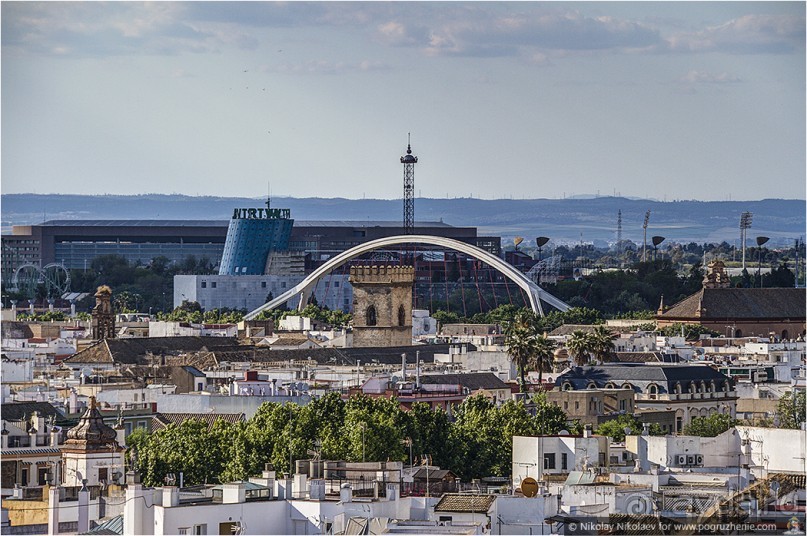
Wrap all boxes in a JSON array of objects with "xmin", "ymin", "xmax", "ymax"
[{"xmin": 349, "ymin": 265, "xmax": 415, "ymax": 284}]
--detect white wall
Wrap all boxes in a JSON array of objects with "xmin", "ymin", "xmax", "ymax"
[
  {"xmin": 157, "ymin": 499, "xmax": 288, "ymax": 535},
  {"xmin": 1, "ymin": 359, "xmax": 33, "ymax": 382}
]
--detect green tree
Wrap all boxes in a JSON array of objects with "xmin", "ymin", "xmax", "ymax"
[
  {"xmin": 595, "ymin": 414, "xmax": 663, "ymax": 442},
  {"xmin": 505, "ymin": 310, "xmax": 539, "ymax": 393},
  {"xmin": 776, "ymin": 391, "xmax": 806, "ymax": 429},
  {"xmin": 533, "ymin": 334, "xmax": 556, "ymax": 385},
  {"xmin": 683, "ymin": 413, "xmax": 737, "ymax": 437},
  {"xmin": 566, "ymin": 330, "xmax": 595, "ymax": 366},
  {"xmin": 532, "ymin": 391, "xmax": 570, "ymax": 435},
  {"xmin": 590, "ymin": 325, "xmax": 616, "ymax": 363},
  {"xmin": 405, "ymin": 402, "xmax": 452, "ymax": 470}
]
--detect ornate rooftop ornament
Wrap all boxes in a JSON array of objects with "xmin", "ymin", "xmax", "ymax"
[{"xmin": 64, "ymin": 396, "xmax": 119, "ymax": 451}]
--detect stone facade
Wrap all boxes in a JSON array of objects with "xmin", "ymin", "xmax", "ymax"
[
  {"xmin": 91, "ymin": 286, "xmax": 115, "ymax": 340},
  {"xmin": 350, "ymin": 266, "xmax": 414, "ymax": 348}
]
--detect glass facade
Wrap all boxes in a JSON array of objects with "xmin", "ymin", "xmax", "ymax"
[
  {"xmin": 218, "ymin": 216, "xmax": 293, "ymax": 275},
  {"xmin": 54, "ymin": 242, "xmax": 224, "ymax": 270}
]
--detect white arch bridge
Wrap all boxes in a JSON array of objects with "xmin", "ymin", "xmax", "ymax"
[{"xmin": 244, "ymin": 235, "xmax": 570, "ymax": 320}]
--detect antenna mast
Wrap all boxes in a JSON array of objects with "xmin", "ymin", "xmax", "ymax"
[{"xmin": 401, "ymin": 134, "xmax": 418, "ymax": 235}]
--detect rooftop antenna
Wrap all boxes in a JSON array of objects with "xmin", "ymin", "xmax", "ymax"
[{"xmin": 642, "ymin": 210, "xmax": 651, "ymax": 262}]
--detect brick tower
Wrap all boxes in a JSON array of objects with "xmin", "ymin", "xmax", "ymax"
[{"xmin": 350, "ymin": 265, "xmax": 415, "ymax": 347}]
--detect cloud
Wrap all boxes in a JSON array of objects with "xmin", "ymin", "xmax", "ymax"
[
  {"xmin": 2, "ymin": 3, "xmax": 803, "ymax": 61},
  {"xmin": 679, "ymin": 70, "xmax": 742, "ymax": 84},
  {"xmin": 667, "ymin": 14, "xmax": 805, "ymax": 54},
  {"xmin": 416, "ymin": 8, "xmax": 663, "ymax": 58}
]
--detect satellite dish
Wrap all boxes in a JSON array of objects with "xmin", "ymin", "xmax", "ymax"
[
  {"xmin": 651, "ymin": 236, "xmax": 666, "ymax": 247},
  {"xmin": 536, "ymin": 237, "xmax": 550, "ymax": 248},
  {"xmin": 521, "ymin": 477, "xmax": 539, "ymax": 498},
  {"xmin": 756, "ymin": 236, "xmax": 770, "ymax": 246},
  {"xmin": 514, "ymin": 237, "xmax": 524, "ymax": 247}
]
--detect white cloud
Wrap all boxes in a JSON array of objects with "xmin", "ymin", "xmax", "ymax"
[{"xmin": 667, "ymin": 14, "xmax": 805, "ymax": 54}]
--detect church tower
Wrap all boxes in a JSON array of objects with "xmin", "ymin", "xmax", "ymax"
[{"xmin": 350, "ymin": 265, "xmax": 415, "ymax": 347}]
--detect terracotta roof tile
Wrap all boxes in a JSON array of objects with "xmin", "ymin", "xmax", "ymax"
[{"xmin": 434, "ymin": 493, "xmax": 496, "ymax": 513}]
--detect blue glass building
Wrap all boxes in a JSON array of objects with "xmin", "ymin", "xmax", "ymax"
[{"xmin": 218, "ymin": 200, "xmax": 294, "ymax": 275}]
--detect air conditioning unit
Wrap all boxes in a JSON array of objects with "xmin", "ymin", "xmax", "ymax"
[
  {"xmin": 686, "ymin": 455, "xmax": 695, "ymax": 466},
  {"xmin": 677, "ymin": 455, "xmax": 687, "ymax": 466},
  {"xmin": 695, "ymin": 455, "xmax": 704, "ymax": 466}
]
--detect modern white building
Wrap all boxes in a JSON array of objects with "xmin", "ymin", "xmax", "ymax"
[{"xmin": 174, "ymin": 274, "xmax": 352, "ymax": 312}]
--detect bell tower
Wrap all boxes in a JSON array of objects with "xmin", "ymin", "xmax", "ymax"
[{"xmin": 350, "ymin": 265, "xmax": 415, "ymax": 347}]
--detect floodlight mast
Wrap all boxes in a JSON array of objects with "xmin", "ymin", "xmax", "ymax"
[
  {"xmin": 740, "ymin": 212, "xmax": 753, "ymax": 271},
  {"xmin": 642, "ymin": 211, "xmax": 651, "ymax": 263}
]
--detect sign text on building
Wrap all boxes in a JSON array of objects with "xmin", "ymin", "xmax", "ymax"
[{"xmin": 232, "ymin": 208, "xmax": 291, "ymax": 220}]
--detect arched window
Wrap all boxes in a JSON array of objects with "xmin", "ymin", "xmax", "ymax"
[
  {"xmin": 648, "ymin": 384, "xmax": 658, "ymax": 399},
  {"xmin": 366, "ymin": 305, "xmax": 377, "ymax": 326},
  {"xmin": 782, "ymin": 330, "xmax": 789, "ymax": 340},
  {"xmin": 587, "ymin": 382, "xmax": 598, "ymax": 389},
  {"xmin": 735, "ymin": 329, "xmax": 743, "ymax": 338},
  {"xmin": 398, "ymin": 304, "xmax": 406, "ymax": 327},
  {"xmin": 562, "ymin": 382, "xmax": 573, "ymax": 391}
]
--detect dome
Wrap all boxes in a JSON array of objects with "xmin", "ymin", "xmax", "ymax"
[{"xmin": 64, "ymin": 397, "xmax": 119, "ymax": 451}]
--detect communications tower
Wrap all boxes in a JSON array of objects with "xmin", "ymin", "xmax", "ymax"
[{"xmin": 401, "ymin": 135, "xmax": 418, "ymax": 235}]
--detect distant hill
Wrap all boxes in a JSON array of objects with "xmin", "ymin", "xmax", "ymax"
[{"xmin": 2, "ymin": 194, "xmax": 804, "ymax": 246}]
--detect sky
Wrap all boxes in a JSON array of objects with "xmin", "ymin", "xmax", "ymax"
[{"xmin": 2, "ymin": 2, "xmax": 805, "ymax": 202}]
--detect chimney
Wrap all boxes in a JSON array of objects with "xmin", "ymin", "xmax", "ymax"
[
  {"xmin": 309, "ymin": 479, "xmax": 325, "ymax": 501},
  {"xmin": 162, "ymin": 486, "xmax": 180, "ymax": 507},
  {"xmin": 401, "ymin": 354, "xmax": 407, "ymax": 382},
  {"xmin": 222, "ymin": 482, "xmax": 246, "ymax": 504},
  {"xmin": 340, "ymin": 483, "xmax": 352, "ymax": 503},
  {"xmin": 583, "ymin": 424, "xmax": 592, "ymax": 438},
  {"xmin": 50, "ymin": 426, "xmax": 61, "ymax": 447},
  {"xmin": 293, "ymin": 473, "xmax": 308, "ymax": 499},
  {"xmin": 48, "ymin": 485, "xmax": 61, "ymax": 535},
  {"xmin": 642, "ymin": 423, "xmax": 650, "ymax": 436},
  {"xmin": 416, "ymin": 351, "xmax": 421, "ymax": 389},
  {"xmin": 77, "ymin": 481, "xmax": 90, "ymax": 534},
  {"xmin": 2, "ymin": 424, "xmax": 9, "ymax": 450}
]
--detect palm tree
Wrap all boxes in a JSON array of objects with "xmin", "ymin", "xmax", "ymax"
[
  {"xmin": 566, "ymin": 330, "xmax": 595, "ymax": 366},
  {"xmin": 505, "ymin": 310, "xmax": 539, "ymax": 393},
  {"xmin": 533, "ymin": 334, "xmax": 557, "ymax": 386},
  {"xmin": 591, "ymin": 325, "xmax": 616, "ymax": 363}
]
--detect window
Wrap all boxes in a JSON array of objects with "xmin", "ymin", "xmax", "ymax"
[
  {"xmin": 178, "ymin": 529, "xmax": 189, "ymax": 535},
  {"xmin": 193, "ymin": 524, "xmax": 207, "ymax": 535},
  {"xmin": 99, "ymin": 468, "xmax": 108, "ymax": 483},
  {"xmin": 620, "ymin": 399, "xmax": 627, "ymax": 411},
  {"xmin": 261, "ymin": 281, "xmax": 267, "ymax": 288},
  {"xmin": 366, "ymin": 305, "xmax": 377, "ymax": 326},
  {"xmin": 398, "ymin": 305, "xmax": 406, "ymax": 327},
  {"xmin": 561, "ymin": 453, "xmax": 568, "ymax": 470},
  {"xmin": 201, "ymin": 281, "xmax": 207, "ymax": 288},
  {"xmin": 543, "ymin": 453, "xmax": 556, "ymax": 469},
  {"xmin": 575, "ymin": 401, "xmax": 579, "ymax": 410}
]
